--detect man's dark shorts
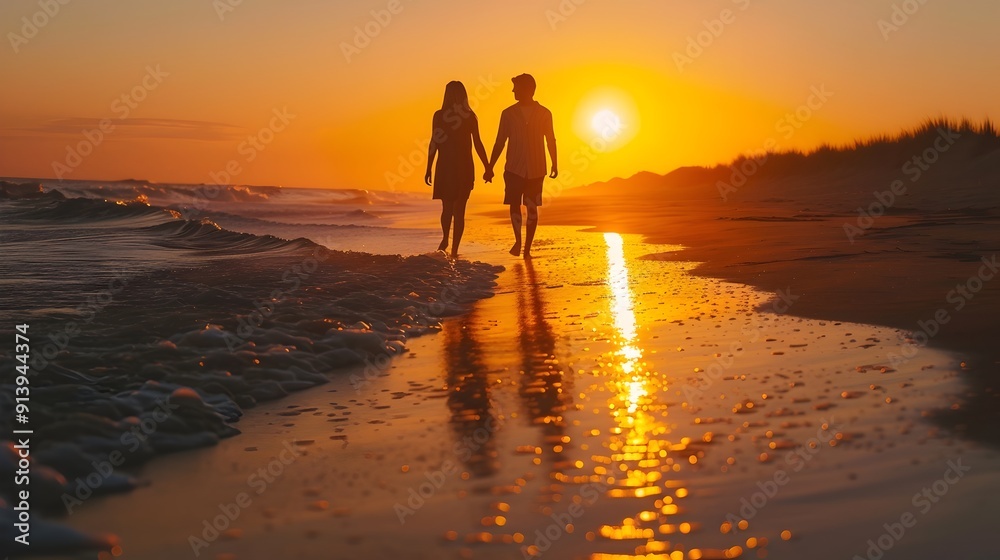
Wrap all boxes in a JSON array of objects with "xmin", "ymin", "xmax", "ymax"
[{"xmin": 503, "ymin": 172, "xmax": 544, "ymax": 206}]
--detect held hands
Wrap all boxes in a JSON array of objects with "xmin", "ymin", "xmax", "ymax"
[{"xmin": 483, "ymin": 166, "xmax": 495, "ymax": 183}]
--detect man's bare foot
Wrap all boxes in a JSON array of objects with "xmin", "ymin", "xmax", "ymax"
[
  {"xmin": 438, "ymin": 239, "xmax": 448, "ymax": 251},
  {"xmin": 450, "ymin": 250, "xmax": 459, "ymax": 259},
  {"xmin": 509, "ymin": 242, "xmax": 521, "ymax": 256},
  {"xmin": 523, "ymin": 247, "xmax": 532, "ymax": 259}
]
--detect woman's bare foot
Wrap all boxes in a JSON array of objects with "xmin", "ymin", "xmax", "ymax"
[
  {"xmin": 450, "ymin": 250, "xmax": 459, "ymax": 259},
  {"xmin": 523, "ymin": 247, "xmax": 532, "ymax": 259},
  {"xmin": 438, "ymin": 239, "xmax": 449, "ymax": 251},
  {"xmin": 509, "ymin": 242, "xmax": 521, "ymax": 256}
]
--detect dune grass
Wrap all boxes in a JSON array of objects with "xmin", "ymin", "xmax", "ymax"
[{"xmin": 720, "ymin": 117, "xmax": 1000, "ymax": 179}]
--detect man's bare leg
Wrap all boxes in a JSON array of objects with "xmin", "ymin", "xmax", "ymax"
[
  {"xmin": 509, "ymin": 203, "xmax": 522, "ymax": 256},
  {"xmin": 524, "ymin": 201, "xmax": 538, "ymax": 258}
]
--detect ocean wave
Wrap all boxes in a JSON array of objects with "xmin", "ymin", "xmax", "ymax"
[
  {"xmin": 0, "ymin": 181, "xmax": 501, "ymax": 553},
  {"xmin": 1, "ymin": 186, "xmax": 328, "ymax": 255},
  {"xmin": 0, "ymin": 248, "xmax": 502, "ymax": 508},
  {"xmin": 29, "ymin": 180, "xmax": 280, "ymax": 206},
  {"xmin": 0, "ymin": 181, "xmax": 63, "ymax": 200},
  {"xmin": 1, "ymin": 184, "xmax": 174, "ymax": 225},
  {"xmin": 143, "ymin": 219, "xmax": 316, "ymax": 253}
]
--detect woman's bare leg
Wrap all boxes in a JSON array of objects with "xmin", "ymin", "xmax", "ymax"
[
  {"xmin": 439, "ymin": 200, "xmax": 453, "ymax": 251},
  {"xmin": 451, "ymin": 198, "xmax": 468, "ymax": 258}
]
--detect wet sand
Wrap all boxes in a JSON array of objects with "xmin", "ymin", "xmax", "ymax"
[
  {"xmin": 532, "ymin": 134, "xmax": 1000, "ymax": 447},
  {"xmin": 59, "ymin": 225, "xmax": 1000, "ymax": 559}
]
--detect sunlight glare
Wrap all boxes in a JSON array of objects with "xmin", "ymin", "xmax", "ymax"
[
  {"xmin": 572, "ymin": 85, "xmax": 640, "ymax": 152},
  {"xmin": 605, "ymin": 232, "xmax": 646, "ymax": 414},
  {"xmin": 604, "ymin": 233, "xmax": 636, "ymax": 343},
  {"xmin": 592, "ymin": 109, "xmax": 623, "ymax": 139}
]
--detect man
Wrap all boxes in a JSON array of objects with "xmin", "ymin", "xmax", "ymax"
[{"xmin": 485, "ymin": 74, "xmax": 557, "ymax": 258}]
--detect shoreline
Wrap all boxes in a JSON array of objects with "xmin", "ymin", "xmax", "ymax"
[
  {"xmin": 0, "ymin": 183, "xmax": 502, "ymax": 557},
  {"xmin": 51, "ymin": 224, "xmax": 1000, "ymax": 560},
  {"xmin": 525, "ymin": 174, "xmax": 1000, "ymax": 447}
]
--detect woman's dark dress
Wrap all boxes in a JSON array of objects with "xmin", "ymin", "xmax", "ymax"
[{"xmin": 432, "ymin": 110, "xmax": 475, "ymax": 201}]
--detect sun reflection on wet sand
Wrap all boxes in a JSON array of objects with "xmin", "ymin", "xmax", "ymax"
[
  {"xmin": 447, "ymin": 231, "xmax": 752, "ymax": 559},
  {"xmin": 430, "ymin": 229, "xmax": 972, "ymax": 560},
  {"xmin": 597, "ymin": 233, "xmax": 700, "ymax": 558}
]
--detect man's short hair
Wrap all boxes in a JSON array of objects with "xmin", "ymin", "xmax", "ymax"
[{"xmin": 512, "ymin": 74, "xmax": 536, "ymax": 96}]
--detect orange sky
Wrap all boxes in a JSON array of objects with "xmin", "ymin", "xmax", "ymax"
[{"xmin": 1, "ymin": 0, "xmax": 998, "ymax": 192}]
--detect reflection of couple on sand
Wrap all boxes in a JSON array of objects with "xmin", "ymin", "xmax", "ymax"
[
  {"xmin": 441, "ymin": 259, "xmax": 570, "ymax": 478},
  {"xmin": 424, "ymin": 74, "xmax": 558, "ymax": 259}
]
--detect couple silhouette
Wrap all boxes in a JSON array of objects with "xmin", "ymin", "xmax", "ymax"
[{"xmin": 424, "ymin": 74, "xmax": 558, "ymax": 259}]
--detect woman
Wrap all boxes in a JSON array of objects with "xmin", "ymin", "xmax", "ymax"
[{"xmin": 424, "ymin": 81, "xmax": 488, "ymax": 258}]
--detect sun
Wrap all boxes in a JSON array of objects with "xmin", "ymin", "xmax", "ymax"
[
  {"xmin": 572, "ymin": 87, "xmax": 639, "ymax": 152},
  {"xmin": 591, "ymin": 109, "xmax": 623, "ymax": 139}
]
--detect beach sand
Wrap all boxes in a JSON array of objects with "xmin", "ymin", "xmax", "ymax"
[
  {"xmin": 534, "ymin": 128, "xmax": 1000, "ymax": 448},
  {"xmin": 56, "ymin": 224, "xmax": 999, "ymax": 559}
]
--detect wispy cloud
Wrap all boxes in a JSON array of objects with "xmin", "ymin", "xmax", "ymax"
[{"xmin": 2, "ymin": 118, "xmax": 246, "ymax": 141}]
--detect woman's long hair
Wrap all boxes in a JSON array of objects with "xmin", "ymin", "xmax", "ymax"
[{"xmin": 441, "ymin": 81, "xmax": 473, "ymax": 117}]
